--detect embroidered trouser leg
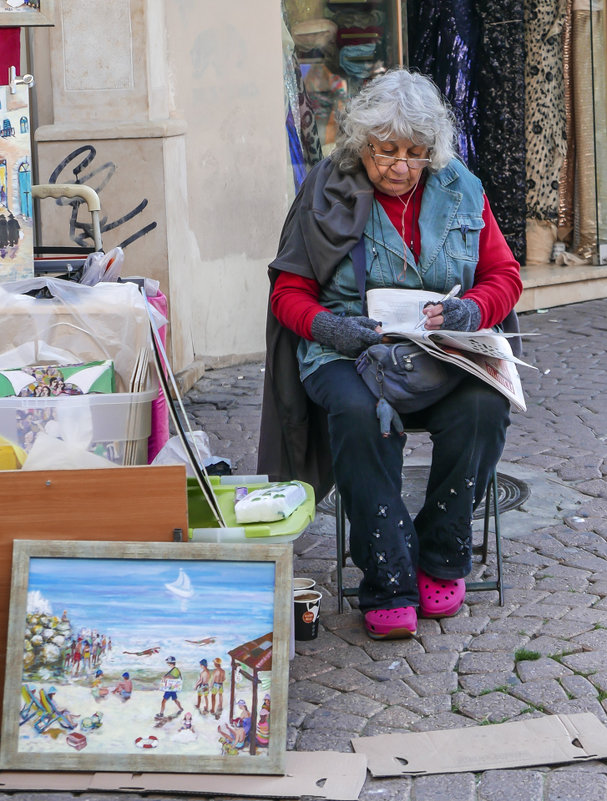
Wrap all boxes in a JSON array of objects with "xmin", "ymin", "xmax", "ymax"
[
  {"xmin": 304, "ymin": 359, "xmax": 419, "ymax": 612},
  {"xmin": 402, "ymin": 376, "xmax": 510, "ymax": 580}
]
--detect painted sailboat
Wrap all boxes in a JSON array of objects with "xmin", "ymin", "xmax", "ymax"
[{"xmin": 165, "ymin": 568, "xmax": 194, "ymax": 599}]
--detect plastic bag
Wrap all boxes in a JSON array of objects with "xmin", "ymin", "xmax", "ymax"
[
  {"xmin": 234, "ymin": 481, "xmax": 307, "ymax": 524},
  {"xmin": 0, "ymin": 278, "xmax": 161, "ymax": 392},
  {"xmin": 80, "ymin": 247, "xmax": 125, "ymax": 286},
  {"xmin": 151, "ymin": 431, "xmax": 212, "ymax": 475}
]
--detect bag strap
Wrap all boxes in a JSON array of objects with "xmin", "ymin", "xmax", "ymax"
[{"xmin": 351, "ymin": 235, "xmax": 367, "ymax": 313}]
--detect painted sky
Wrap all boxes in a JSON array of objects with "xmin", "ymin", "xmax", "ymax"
[{"xmin": 27, "ymin": 557, "xmax": 276, "ymax": 644}]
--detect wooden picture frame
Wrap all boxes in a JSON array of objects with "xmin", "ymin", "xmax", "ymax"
[
  {"xmin": 1, "ymin": 540, "xmax": 292, "ymax": 775},
  {"xmin": 0, "ymin": 0, "xmax": 53, "ymax": 26}
]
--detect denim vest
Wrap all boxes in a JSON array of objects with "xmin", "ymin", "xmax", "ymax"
[{"xmin": 298, "ymin": 159, "xmax": 485, "ymax": 381}]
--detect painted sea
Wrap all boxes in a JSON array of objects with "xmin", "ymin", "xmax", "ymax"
[{"xmin": 19, "ymin": 557, "xmax": 276, "ymax": 758}]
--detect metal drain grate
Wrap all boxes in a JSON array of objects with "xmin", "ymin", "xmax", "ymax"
[{"xmin": 317, "ymin": 466, "xmax": 530, "ymax": 519}]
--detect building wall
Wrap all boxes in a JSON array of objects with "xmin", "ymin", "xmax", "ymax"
[{"xmin": 31, "ymin": 0, "xmax": 288, "ymax": 373}]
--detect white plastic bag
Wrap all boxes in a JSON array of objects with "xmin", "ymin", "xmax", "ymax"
[
  {"xmin": 234, "ymin": 481, "xmax": 307, "ymax": 524},
  {"xmin": 151, "ymin": 431, "xmax": 212, "ymax": 475},
  {"xmin": 80, "ymin": 248, "xmax": 125, "ymax": 286}
]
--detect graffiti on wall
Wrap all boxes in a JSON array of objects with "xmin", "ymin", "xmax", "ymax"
[{"xmin": 49, "ymin": 145, "xmax": 157, "ymax": 250}]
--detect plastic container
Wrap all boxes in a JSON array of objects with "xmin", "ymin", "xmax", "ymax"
[
  {"xmin": 188, "ymin": 476, "xmax": 316, "ymax": 544},
  {"xmin": 0, "ymin": 389, "xmax": 156, "ymax": 466}
]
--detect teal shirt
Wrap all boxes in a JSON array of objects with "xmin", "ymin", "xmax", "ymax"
[{"xmin": 298, "ymin": 159, "xmax": 485, "ymax": 381}]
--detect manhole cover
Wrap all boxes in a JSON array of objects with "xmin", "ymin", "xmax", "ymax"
[{"xmin": 317, "ymin": 466, "xmax": 530, "ymax": 519}]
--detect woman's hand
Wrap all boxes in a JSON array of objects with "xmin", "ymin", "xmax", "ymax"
[
  {"xmin": 311, "ymin": 312, "xmax": 383, "ymax": 357},
  {"xmin": 421, "ymin": 297, "xmax": 481, "ymax": 331}
]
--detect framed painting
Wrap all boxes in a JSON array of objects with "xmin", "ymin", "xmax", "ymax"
[
  {"xmin": 0, "ymin": 539, "xmax": 292, "ymax": 775},
  {"xmin": 0, "ymin": 0, "xmax": 53, "ymax": 26}
]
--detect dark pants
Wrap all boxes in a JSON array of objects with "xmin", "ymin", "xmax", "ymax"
[{"xmin": 303, "ymin": 360, "xmax": 510, "ymax": 612}]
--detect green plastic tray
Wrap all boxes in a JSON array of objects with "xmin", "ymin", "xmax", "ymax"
[{"xmin": 187, "ymin": 476, "xmax": 316, "ymax": 541}]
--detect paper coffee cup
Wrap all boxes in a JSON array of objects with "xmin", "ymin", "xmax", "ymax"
[
  {"xmin": 293, "ymin": 577, "xmax": 316, "ymax": 591},
  {"xmin": 293, "ymin": 589, "xmax": 321, "ymax": 641}
]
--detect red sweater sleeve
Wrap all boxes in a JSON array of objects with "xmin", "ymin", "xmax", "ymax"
[
  {"xmin": 462, "ymin": 197, "xmax": 523, "ymax": 328},
  {"xmin": 271, "ymin": 271, "xmax": 327, "ymax": 339}
]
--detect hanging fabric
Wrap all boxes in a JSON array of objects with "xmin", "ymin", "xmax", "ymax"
[
  {"xmin": 474, "ymin": 0, "xmax": 527, "ymax": 265},
  {"xmin": 558, "ymin": 0, "xmax": 576, "ymax": 243},
  {"xmin": 407, "ymin": 0, "xmax": 480, "ymax": 167},
  {"xmin": 0, "ymin": 28, "xmax": 20, "ymax": 84}
]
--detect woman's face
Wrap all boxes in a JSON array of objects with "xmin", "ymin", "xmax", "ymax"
[{"xmin": 361, "ymin": 136, "xmax": 430, "ymax": 196}]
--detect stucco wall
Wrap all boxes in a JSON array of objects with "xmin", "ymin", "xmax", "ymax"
[{"xmin": 31, "ymin": 0, "xmax": 288, "ymax": 372}]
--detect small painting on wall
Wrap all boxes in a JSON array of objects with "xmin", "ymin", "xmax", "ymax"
[
  {"xmin": 0, "ymin": 83, "xmax": 34, "ymax": 282},
  {"xmin": 0, "ymin": 1, "xmax": 53, "ymax": 26},
  {"xmin": 0, "ymin": 540, "xmax": 292, "ymax": 774}
]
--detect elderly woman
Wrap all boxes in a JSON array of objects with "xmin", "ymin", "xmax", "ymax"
[{"xmin": 258, "ymin": 69, "xmax": 522, "ymax": 640}]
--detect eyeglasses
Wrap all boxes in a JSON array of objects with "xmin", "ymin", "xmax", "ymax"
[{"xmin": 367, "ymin": 143, "xmax": 432, "ymax": 170}]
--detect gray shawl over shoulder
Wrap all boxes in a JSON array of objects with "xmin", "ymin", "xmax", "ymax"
[{"xmin": 257, "ymin": 159, "xmax": 373, "ymax": 500}]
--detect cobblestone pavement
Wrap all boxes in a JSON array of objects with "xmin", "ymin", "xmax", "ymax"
[
  {"xmin": 181, "ymin": 298, "xmax": 607, "ymax": 801},
  {"xmin": 7, "ymin": 299, "xmax": 607, "ymax": 801}
]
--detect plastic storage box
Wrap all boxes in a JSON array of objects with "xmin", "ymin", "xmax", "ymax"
[{"xmin": 0, "ymin": 389, "xmax": 156, "ymax": 467}]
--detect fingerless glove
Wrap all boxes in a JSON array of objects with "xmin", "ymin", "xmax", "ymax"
[
  {"xmin": 440, "ymin": 297, "xmax": 481, "ymax": 332},
  {"xmin": 311, "ymin": 312, "xmax": 383, "ymax": 358}
]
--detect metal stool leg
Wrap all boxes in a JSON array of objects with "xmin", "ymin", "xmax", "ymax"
[
  {"xmin": 335, "ymin": 489, "xmax": 346, "ymax": 613},
  {"xmin": 465, "ymin": 468, "xmax": 504, "ymax": 604}
]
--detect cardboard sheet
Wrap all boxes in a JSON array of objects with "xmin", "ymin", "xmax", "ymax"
[
  {"xmin": 0, "ymin": 751, "xmax": 368, "ymax": 800},
  {"xmin": 352, "ymin": 713, "xmax": 607, "ymax": 776}
]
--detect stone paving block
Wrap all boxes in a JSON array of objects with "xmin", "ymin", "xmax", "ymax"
[
  {"xmin": 542, "ymin": 697, "xmax": 607, "ymax": 725},
  {"xmin": 323, "ymin": 691, "xmax": 385, "ymax": 718},
  {"xmin": 362, "ymin": 638, "xmax": 425, "ymax": 661},
  {"xmin": 559, "ymin": 650, "xmax": 607, "ymax": 674},
  {"xmin": 420, "ymin": 633, "xmax": 473, "ymax": 653},
  {"xmin": 484, "ymin": 617, "xmax": 544, "ymax": 637},
  {"xmin": 452, "ymin": 690, "xmax": 533, "ymax": 722},
  {"xmin": 358, "ymin": 679, "xmax": 420, "ymax": 706},
  {"xmin": 415, "ymin": 618, "xmax": 442, "ymax": 635},
  {"xmin": 334, "ymin": 624, "xmax": 376, "ymax": 647},
  {"xmin": 590, "ymin": 671, "xmax": 607, "ymax": 692},
  {"xmin": 559, "ymin": 674, "xmax": 599, "ymax": 699},
  {"xmin": 514, "ymin": 601, "xmax": 571, "ymax": 619},
  {"xmin": 508, "ymin": 552, "xmax": 560, "ymax": 567},
  {"xmin": 357, "ymin": 658, "xmax": 414, "ymax": 681},
  {"xmin": 412, "ymin": 773, "xmax": 477, "ymax": 801},
  {"xmin": 516, "ymin": 657, "xmax": 573, "ymax": 682},
  {"xmin": 405, "ymin": 651, "xmax": 459, "ymax": 674},
  {"xmin": 289, "ymin": 655, "xmax": 335, "ymax": 682},
  {"xmin": 302, "ymin": 706, "xmax": 368, "ymax": 733},
  {"xmin": 287, "ymin": 698, "xmax": 317, "ymax": 727},
  {"xmin": 409, "ymin": 711, "xmax": 478, "ymax": 731},
  {"xmin": 440, "ymin": 615, "xmax": 491, "ymax": 635},
  {"xmin": 562, "ymin": 606, "xmax": 607, "ymax": 625},
  {"xmin": 467, "ymin": 632, "xmax": 529, "ymax": 652},
  {"xmin": 546, "ymin": 590, "xmax": 600, "ymax": 607},
  {"xmin": 458, "ymin": 671, "xmax": 520, "ymax": 696},
  {"xmin": 314, "ymin": 666, "xmax": 376, "ymax": 692},
  {"xmin": 295, "ymin": 629, "xmax": 349, "ymax": 656},
  {"xmin": 358, "ymin": 775, "xmax": 412, "ymax": 801},
  {"xmin": 537, "ymin": 619, "xmax": 595, "ymax": 639},
  {"xmin": 403, "ymin": 671, "xmax": 458, "ymax": 697},
  {"xmin": 563, "ymin": 553, "xmax": 607, "ymax": 572},
  {"xmin": 523, "ymin": 635, "xmax": 583, "ymax": 658},
  {"xmin": 296, "ymin": 727, "xmax": 354, "ymax": 752},
  {"xmin": 570, "ymin": 628, "xmax": 607, "ymax": 651},
  {"xmin": 458, "ymin": 651, "xmax": 515, "ymax": 675},
  {"xmin": 366, "ymin": 705, "xmax": 422, "ymax": 729},
  {"xmin": 546, "ymin": 771, "xmax": 607, "ymax": 801},
  {"xmin": 402, "ymin": 694, "xmax": 453, "ymax": 716},
  {"xmin": 478, "ymin": 768, "xmax": 544, "ymax": 801},
  {"xmin": 288, "ymin": 679, "xmax": 341, "ymax": 704},
  {"xmin": 510, "ymin": 678, "xmax": 569, "ymax": 709},
  {"xmin": 323, "ymin": 645, "xmax": 375, "ymax": 669}
]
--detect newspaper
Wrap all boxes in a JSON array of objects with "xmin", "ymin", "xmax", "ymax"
[{"xmin": 366, "ymin": 288, "xmax": 535, "ymax": 412}]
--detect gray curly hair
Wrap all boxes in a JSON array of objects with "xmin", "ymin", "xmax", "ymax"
[{"xmin": 331, "ymin": 69, "xmax": 457, "ymax": 173}]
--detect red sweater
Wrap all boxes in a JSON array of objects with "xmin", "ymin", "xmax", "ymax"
[{"xmin": 271, "ymin": 186, "xmax": 522, "ymax": 339}]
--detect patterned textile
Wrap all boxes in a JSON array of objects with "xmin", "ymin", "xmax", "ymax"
[
  {"xmin": 407, "ymin": 0, "xmax": 480, "ymax": 167},
  {"xmin": 524, "ymin": 0, "xmax": 567, "ymax": 223},
  {"xmin": 474, "ymin": 0, "xmax": 526, "ymax": 264},
  {"xmin": 558, "ymin": 0, "xmax": 575, "ymax": 241}
]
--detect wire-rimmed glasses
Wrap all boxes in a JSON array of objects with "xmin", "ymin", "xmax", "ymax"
[{"xmin": 367, "ymin": 143, "xmax": 432, "ymax": 169}]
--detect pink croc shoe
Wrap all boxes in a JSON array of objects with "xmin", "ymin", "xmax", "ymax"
[
  {"xmin": 364, "ymin": 607, "xmax": 418, "ymax": 639},
  {"xmin": 417, "ymin": 569, "xmax": 465, "ymax": 618}
]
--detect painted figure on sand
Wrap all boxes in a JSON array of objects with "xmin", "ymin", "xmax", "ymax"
[
  {"xmin": 0, "ymin": 84, "xmax": 33, "ymax": 281},
  {"xmin": 17, "ymin": 557, "xmax": 276, "ymax": 759}
]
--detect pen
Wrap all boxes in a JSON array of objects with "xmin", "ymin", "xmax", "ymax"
[{"xmin": 413, "ymin": 284, "xmax": 462, "ymax": 331}]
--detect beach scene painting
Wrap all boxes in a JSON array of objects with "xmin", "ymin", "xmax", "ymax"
[
  {"xmin": 0, "ymin": 1, "xmax": 54, "ymax": 26},
  {"xmin": 0, "ymin": 540, "xmax": 292, "ymax": 775}
]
